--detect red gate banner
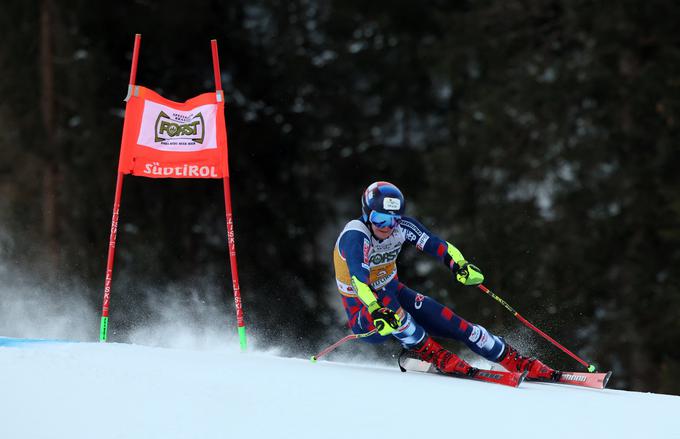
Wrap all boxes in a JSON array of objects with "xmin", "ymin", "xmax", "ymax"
[{"xmin": 118, "ymin": 86, "xmax": 228, "ymax": 178}]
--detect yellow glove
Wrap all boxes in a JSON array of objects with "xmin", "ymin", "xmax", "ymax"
[
  {"xmin": 369, "ymin": 306, "xmax": 401, "ymax": 336},
  {"xmin": 351, "ymin": 275, "xmax": 402, "ymax": 335},
  {"xmin": 443, "ymin": 242, "xmax": 485, "ymax": 286},
  {"xmin": 455, "ymin": 261, "xmax": 484, "ymax": 286}
]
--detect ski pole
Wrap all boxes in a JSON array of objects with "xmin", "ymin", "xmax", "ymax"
[
  {"xmin": 477, "ymin": 284, "xmax": 597, "ymax": 372},
  {"xmin": 310, "ymin": 328, "xmax": 379, "ymax": 362}
]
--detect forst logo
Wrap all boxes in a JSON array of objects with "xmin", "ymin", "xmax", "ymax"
[
  {"xmin": 369, "ymin": 249, "xmax": 400, "ymax": 265},
  {"xmin": 154, "ymin": 111, "xmax": 205, "ymax": 144}
]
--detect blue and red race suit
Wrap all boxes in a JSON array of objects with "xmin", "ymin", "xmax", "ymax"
[{"xmin": 332, "ymin": 216, "xmax": 506, "ymax": 361}]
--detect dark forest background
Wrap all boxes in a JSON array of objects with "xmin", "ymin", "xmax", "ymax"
[{"xmin": 1, "ymin": 0, "xmax": 679, "ymax": 394}]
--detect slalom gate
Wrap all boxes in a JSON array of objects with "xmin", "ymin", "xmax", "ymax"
[{"xmin": 98, "ymin": 34, "xmax": 247, "ymax": 350}]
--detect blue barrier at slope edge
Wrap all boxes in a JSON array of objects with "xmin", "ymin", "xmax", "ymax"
[{"xmin": 0, "ymin": 337, "xmax": 76, "ymax": 347}]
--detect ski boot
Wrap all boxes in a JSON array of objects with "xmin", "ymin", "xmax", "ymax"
[
  {"xmin": 411, "ymin": 336, "xmax": 476, "ymax": 376},
  {"xmin": 498, "ymin": 343, "xmax": 561, "ymax": 381}
]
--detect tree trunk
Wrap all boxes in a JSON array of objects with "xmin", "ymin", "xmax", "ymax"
[{"xmin": 40, "ymin": 0, "xmax": 59, "ymax": 273}]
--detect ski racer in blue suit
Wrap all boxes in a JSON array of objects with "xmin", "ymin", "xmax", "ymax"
[{"xmin": 332, "ymin": 181, "xmax": 559, "ymax": 379}]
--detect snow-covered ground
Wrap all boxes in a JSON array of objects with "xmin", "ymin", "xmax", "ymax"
[{"xmin": 1, "ymin": 338, "xmax": 678, "ymax": 439}]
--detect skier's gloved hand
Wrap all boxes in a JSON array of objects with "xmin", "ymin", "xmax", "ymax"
[
  {"xmin": 443, "ymin": 242, "xmax": 484, "ymax": 286},
  {"xmin": 455, "ymin": 261, "xmax": 484, "ymax": 286},
  {"xmin": 351, "ymin": 275, "xmax": 402, "ymax": 335},
  {"xmin": 369, "ymin": 306, "xmax": 401, "ymax": 336}
]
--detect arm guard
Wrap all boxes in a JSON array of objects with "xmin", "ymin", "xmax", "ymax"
[
  {"xmin": 442, "ymin": 241, "xmax": 466, "ymax": 271},
  {"xmin": 351, "ymin": 275, "xmax": 381, "ymax": 313}
]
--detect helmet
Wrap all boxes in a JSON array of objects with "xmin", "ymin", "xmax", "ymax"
[{"xmin": 361, "ymin": 181, "xmax": 405, "ymax": 228}]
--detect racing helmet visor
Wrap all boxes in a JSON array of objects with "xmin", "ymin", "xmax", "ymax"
[{"xmin": 369, "ymin": 211, "xmax": 401, "ymax": 229}]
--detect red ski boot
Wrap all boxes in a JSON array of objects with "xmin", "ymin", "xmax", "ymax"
[
  {"xmin": 411, "ymin": 336, "xmax": 475, "ymax": 376},
  {"xmin": 498, "ymin": 343, "xmax": 560, "ymax": 381}
]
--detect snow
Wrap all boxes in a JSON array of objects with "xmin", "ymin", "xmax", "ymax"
[{"xmin": 1, "ymin": 338, "xmax": 679, "ymax": 439}]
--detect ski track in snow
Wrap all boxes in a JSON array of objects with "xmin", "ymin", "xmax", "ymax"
[{"xmin": 1, "ymin": 339, "xmax": 679, "ymax": 439}]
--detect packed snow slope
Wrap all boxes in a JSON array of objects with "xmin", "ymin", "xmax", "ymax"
[{"xmin": 1, "ymin": 338, "xmax": 678, "ymax": 439}]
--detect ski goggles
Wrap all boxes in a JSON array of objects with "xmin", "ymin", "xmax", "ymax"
[{"xmin": 369, "ymin": 211, "xmax": 401, "ymax": 229}]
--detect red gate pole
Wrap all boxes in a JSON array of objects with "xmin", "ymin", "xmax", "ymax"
[
  {"xmin": 211, "ymin": 39, "xmax": 222, "ymax": 91},
  {"xmin": 212, "ymin": 39, "xmax": 248, "ymax": 351},
  {"xmin": 223, "ymin": 177, "xmax": 247, "ymax": 351},
  {"xmin": 99, "ymin": 174, "xmax": 123, "ymax": 342},
  {"xmin": 99, "ymin": 34, "xmax": 141, "ymax": 342}
]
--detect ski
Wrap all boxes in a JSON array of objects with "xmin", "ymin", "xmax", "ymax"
[
  {"xmin": 527, "ymin": 370, "xmax": 612, "ymax": 389},
  {"xmin": 398, "ymin": 356, "xmax": 526, "ymax": 388},
  {"xmin": 458, "ymin": 368, "xmax": 527, "ymax": 388}
]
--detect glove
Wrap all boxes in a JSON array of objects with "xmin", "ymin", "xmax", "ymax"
[
  {"xmin": 443, "ymin": 242, "xmax": 483, "ymax": 286},
  {"xmin": 350, "ymin": 275, "xmax": 401, "ymax": 335},
  {"xmin": 370, "ymin": 306, "xmax": 401, "ymax": 336},
  {"xmin": 455, "ymin": 260, "xmax": 484, "ymax": 286}
]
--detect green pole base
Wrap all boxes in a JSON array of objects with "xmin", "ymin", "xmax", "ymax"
[
  {"xmin": 238, "ymin": 325, "xmax": 247, "ymax": 352},
  {"xmin": 587, "ymin": 364, "xmax": 597, "ymax": 373},
  {"xmin": 99, "ymin": 316, "xmax": 109, "ymax": 342}
]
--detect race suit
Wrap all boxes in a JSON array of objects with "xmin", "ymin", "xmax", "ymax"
[{"xmin": 333, "ymin": 216, "xmax": 506, "ymax": 361}]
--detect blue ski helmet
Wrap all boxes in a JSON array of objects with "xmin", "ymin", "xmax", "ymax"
[{"xmin": 361, "ymin": 181, "xmax": 405, "ymax": 227}]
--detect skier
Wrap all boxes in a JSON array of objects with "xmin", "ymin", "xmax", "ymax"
[{"xmin": 332, "ymin": 181, "xmax": 560, "ymax": 380}]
